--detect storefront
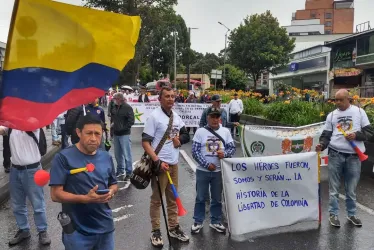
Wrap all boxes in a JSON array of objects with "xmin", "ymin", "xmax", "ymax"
[
  {"xmin": 325, "ymin": 29, "xmax": 374, "ymax": 97},
  {"xmin": 269, "ymin": 45, "xmax": 331, "ymax": 96}
]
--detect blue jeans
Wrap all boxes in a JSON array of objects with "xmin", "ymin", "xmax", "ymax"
[
  {"xmin": 63, "ymin": 230, "xmax": 114, "ymax": 250},
  {"xmin": 10, "ymin": 165, "xmax": 48, "ymax": 232},
  {"xmin": 113, "ymin": 135, "xmax": 132, "ymax": 176},
  {"xmin": 193, "ymin": 170, "xmax": 223, "ymax": 224},
  {"xmin": 51, "ymin": 119, "xmax": 60, "ymax": 142},
  {"xmin": 328, "ymin": 149, "xmax": 361, "ymax": 217}
]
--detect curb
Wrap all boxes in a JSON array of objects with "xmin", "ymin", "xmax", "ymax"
[{"xmin": 0, "ymin": 146, "xmax": 60, "ymax": 205}]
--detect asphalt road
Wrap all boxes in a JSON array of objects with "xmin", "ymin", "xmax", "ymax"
[{"xmin": 2, "ymin": 127, "xmax": 374, "ymax": 250}]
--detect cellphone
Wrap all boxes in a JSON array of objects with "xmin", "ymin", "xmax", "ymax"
[{"xmin": 96, "ymin": 189, "xmax": 110, "ymax": 195}]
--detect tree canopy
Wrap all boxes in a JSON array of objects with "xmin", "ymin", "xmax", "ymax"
[{"xmin": 228, "ymin": 11, "xmax": 295, "ymax": 89}]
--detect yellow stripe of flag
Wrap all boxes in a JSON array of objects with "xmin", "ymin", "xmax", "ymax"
[{"xmin": 4, "ymin": 0, "xmax": 141, "ymax": 72}]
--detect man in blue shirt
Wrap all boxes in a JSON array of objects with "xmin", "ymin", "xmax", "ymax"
[{"xmin": 50, "ymin": 114, "xmax": 118, "ymax": 250}]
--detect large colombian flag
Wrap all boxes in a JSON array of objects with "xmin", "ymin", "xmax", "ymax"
[{"xmin": 0, "ymin": 0, "xmax": 141, "ymax": 131}]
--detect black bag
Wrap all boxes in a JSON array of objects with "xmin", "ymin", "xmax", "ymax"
[
  {"xmin": 9, "ymin": 128, "xmax": 47, "ymax": 156},
  {"xmin": 130, "ymin": 113, "xmax": 174, "ymax": 189}
]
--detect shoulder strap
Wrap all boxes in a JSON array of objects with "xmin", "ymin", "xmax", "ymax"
[
  {"xmin": 26, "ymin": 131, "xmax": 40, "ymax": 149},
  {"xmin": 204, "ymin": 126, "xmax": 226, "ymax": 147},
  {"xmin": 154, "ymin": 112, "xmax": 174, "ymax": 155}
]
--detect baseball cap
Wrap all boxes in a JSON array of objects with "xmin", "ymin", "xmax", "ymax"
[
  {"xmin": 211, "ymin": 95, "xmax": 221, "ymax": 102},
  {"xmin": 207, "ymin": 107, "xmax": 222, "ymax": 116}
]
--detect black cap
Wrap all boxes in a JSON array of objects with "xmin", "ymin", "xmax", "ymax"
[
  {"xmin": 207, "ymin": 107, "xmax": 222, "ymax": 116},
  {"xmin": 211, "ymin": 95, "xmax": 221, "ymax": 102}
]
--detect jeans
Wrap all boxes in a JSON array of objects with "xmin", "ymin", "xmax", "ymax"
[
  {"xmin": 150, "ymin": 165, "xmax": 179, "ymax": 230},
  {"xmin": 10, "ymin": 165, "xmax": 48, "ymax": 232},
  {"xmin": 51, "ymin": 118, "xmax": 60, "ymax": 142},
  {"xmin": 193, "ymin": 170, "xmax": 223, "ymax": 224},
  {"xmin": 113, "ymin": 135, "xmax": 132, "ymax": 176},
  {"xmin": 328, "ymin": 149, "xmax": 361, "ymax": 217},
  {"xmin": 63, "ymin": 230, "xmax": 114, "ymax": 250}
]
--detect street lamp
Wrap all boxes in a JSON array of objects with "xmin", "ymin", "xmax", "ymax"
[
  {"xmin": 187, "ymin": 27, "xmax": 198, "ymax": 90},
  {"xmin": 218, "ymin": 21, "xmax": 230, "ymax": 90}
]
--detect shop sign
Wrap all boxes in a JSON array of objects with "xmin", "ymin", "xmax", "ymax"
[
  {"xmin": 334, "ymin": 68, "xmax": 363, "ymax": 77},
  {"xmin": 289, "ymin": 63, "xmax": 299, "ymax": 72},
  {"xmin": 333, "ymin": 45, "xmax": 355, "ymax": 63}
]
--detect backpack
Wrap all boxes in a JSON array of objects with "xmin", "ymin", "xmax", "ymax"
[{"xmin": 9, "ymin": 128, "xmax": 47, "ymax": 156}]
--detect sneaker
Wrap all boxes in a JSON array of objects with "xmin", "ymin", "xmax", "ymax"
[
  {"xmin": 150, "ymin": 229, "xmax": 163, "ymax": 248},
  {"xmin": 116, "ymin": 174, "xmax": 125, "ymax": 182},
  {"xmin": 191, "ymin": 223, "xmax": 203, "ymax": 234},
  {"xmin": 329, "ymin": 214, "xmax": 341, "ymax": 227},
  {"xmin": 124, "ymin": 175, "xmax": 131, "ymax": 182},
  {"xmin": 38, "ymin": 231, "xmax": 51, "ymax": 245},
  {"xmin": 348, "ymin": 216, "xmax": 362, "ymax": 227},
  {"xmin": 169, "ymin": 225, "xmax": 189, "ymax": 242},
  {"xmin": 9, "ymin": 229, "xmax": 31, "ymax": 245},
  {"xmin": 209, "ymin": 223, "xmax": 226, "ymax": 233}
]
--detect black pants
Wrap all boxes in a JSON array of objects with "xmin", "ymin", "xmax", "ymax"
[
  {"xmin": 230, "ymin": 113, "xmax": 240, "ymax": 134},
  {"xmin": 3, "ymin": 135, "xmax": 11, "ymax": 168},
  {"xmin": 60, "ymin": 124, "xmax": 69, "ymax": 149},
  {"xmin": 187, "ymin": 127, "xmax": 197, "ymax": 134}
]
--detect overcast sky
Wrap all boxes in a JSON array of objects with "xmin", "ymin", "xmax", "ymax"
[{"xmin": 1, "ymin": 0, "xmax": 374, "ymax": 54}]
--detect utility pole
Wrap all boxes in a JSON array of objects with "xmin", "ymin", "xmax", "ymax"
[
  {"xmin": 174, "ymin": 31, "xmax": 177, "ymax": 89},
  {"xmin": 187, "ymin": 27, "xmax": 198, "ymax": 90},
  {"xmin": 218, "ymin": 22, "xmax": 230, "ymax": 90}
]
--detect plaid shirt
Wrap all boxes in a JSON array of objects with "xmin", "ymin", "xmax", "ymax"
[{"xmin": 192, "ymin": 141, "xmax": 236, "ymax": 169}]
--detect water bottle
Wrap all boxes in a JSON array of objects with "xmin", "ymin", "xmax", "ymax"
[{"xmin": 57, "ymin": 212, "xmax": 75, "ymax": 234}]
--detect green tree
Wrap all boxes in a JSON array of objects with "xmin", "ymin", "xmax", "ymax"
[
  {"xmin": 218, "ymin": 64, "xmax": 247, "ymax": 90},
  {"xmin": 228, "ymin": 11, "xmax": 295, "ymax": 89}
]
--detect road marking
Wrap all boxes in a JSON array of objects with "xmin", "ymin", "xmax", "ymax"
[
  {"xmin": 339, "ymin": 193, "xmax": 374, "ymax": 216},
  {"xmin": 180, "ymin": 150, "xmax": 196, "ymax": 172},
  {"xmin": 113, "ymin": 214, "xmax": 134, "ymax": 222},
  {"xmin": 234, "ymin": 139, "xmax": 240, "ymax": 144},
  {"xmin": 112, "ymin": 205, "xmax": 133, "ymax": 213},
  {"xmin": 119, "ymin": 182, "xmax": 131, "ymax": 190}
]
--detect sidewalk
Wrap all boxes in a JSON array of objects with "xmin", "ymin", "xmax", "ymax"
[{"xmin": 0, "ymin": 128, "xmax": 60, "ymax": 204}]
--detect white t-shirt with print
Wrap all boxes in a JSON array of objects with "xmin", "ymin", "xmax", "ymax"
[
  {"xmin": 143, "ymin": 108, "xmax": 185, "ymax": 165},
  {"xmin": 193, "ymin": 125, "xmax": 233, "ymax": 172},
  {"xmin": 324, "ymin": 105, "xmax": 370, "ymax": 153}
]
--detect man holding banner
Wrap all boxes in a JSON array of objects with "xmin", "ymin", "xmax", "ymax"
[
  {"xmin": 191, "ymin": 108, "xmax": 236, "ymax": 234},
  {"xmin": 316, "ymin": 89, "xmax": 373, "ymax": 228}
]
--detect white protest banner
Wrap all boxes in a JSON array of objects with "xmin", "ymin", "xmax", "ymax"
[
  {"xmin": 125, "ymin": 94, "xmax": 159, "ymax": 103},
  {"xmin": 221, "ymin": 152, "xmax": 319, "ymax": 241},
  {"xmin": 129, "ymin": 103, "xmax": 228, "ymax": 127},
  {"xmin": 239, "ymin": 123, "xmax": 328, "ymax": 165}
]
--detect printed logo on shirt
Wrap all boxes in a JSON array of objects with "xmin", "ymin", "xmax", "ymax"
[
  {"xmin": 205, "ymin": 136, "xmax": 223, "ymax": 156},
  {"xmin": 337, "ymin": 116, "xmax": 353, "ymax": 131},
  {"xmin": 167, "ymin": 126, "xmax": 180, "ymax": 141},
  {"xmin": 97, "ymin": 110, "xmax": 101, "ymax": 114}
]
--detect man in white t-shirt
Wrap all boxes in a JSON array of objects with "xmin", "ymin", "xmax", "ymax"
[
  {"xmin": 0, "ymin": 127, "xmax": 51, "ymax": 246},
  {"xmin": 191, "ymin": 108, "xmax": 236, "ymax": 234},
  {"xmin": 228, "ymin": 93, "xmax": 243, "ymax": 136},
  {"xmin": 316, "ymin": 89, "xmax": 374, "ymax": 228},
  {"xmin": 142, "ymin": 87, "xmax": 190, "ymax": 247}
]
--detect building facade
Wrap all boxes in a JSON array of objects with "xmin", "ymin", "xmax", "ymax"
[
  {"xmin": 269, "ymin": 45, "xmax": 331, "ymax": 96},
  {"xmin": 325, "ymin": 29, "xmax": 374, "ymax": 97},
  {"xmin": 293, "ymin": 0, "xmax": 354, "ymax": 35}
]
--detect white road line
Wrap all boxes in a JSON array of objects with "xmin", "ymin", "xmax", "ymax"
[
  {"xmin": 180, "ymin": 150, "xmax": 197, "ymax": 172},
  {"xmin": 234, "ymin": 139, "xmax": 240, "ymax": 144},
  {"xmin": 119, "ymin": 182, "xmax": 131, "ymax": 190},
  {"xmin": 113, "ymin": 214, "xmax": 134, "ymax": 222},
  {"xmin": 338, "ymin": 193, "xmax": 374, "ymax": 216},
  {"xmin": 112, "ymin": 205, "xmax": 133, "ymax": 213}
]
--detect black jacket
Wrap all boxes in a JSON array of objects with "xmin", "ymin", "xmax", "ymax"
[
  {"xmin": 138, "ymin": 94, "xmax": 150, "ymax": 103},
  {"xmin": 110, "ymin": 102, "xmax": 135, "ymax": 136}
]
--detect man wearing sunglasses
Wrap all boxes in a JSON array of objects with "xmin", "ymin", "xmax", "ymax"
[{"xmin": 199, "ymin": 95, "xmax": 239, "ymax": 129}]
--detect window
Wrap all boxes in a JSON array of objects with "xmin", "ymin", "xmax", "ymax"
[
  {"xmin": 325, "ymin": 13, "xmax": 332, "ymax": 19},
  {"xmin": 311, "ymin": 13, "xmax": 316, "ymax": 18},
  {"xmin": 325, "ymin": 21, "xmax": 332, "ymax": 27},
  {"xmin": 325, "ymin": 30, "xmax": 332, "ymax": 34},
  {"xmin": 357, "ymin": 35, "xmax": 374, "ymax": 56}
]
